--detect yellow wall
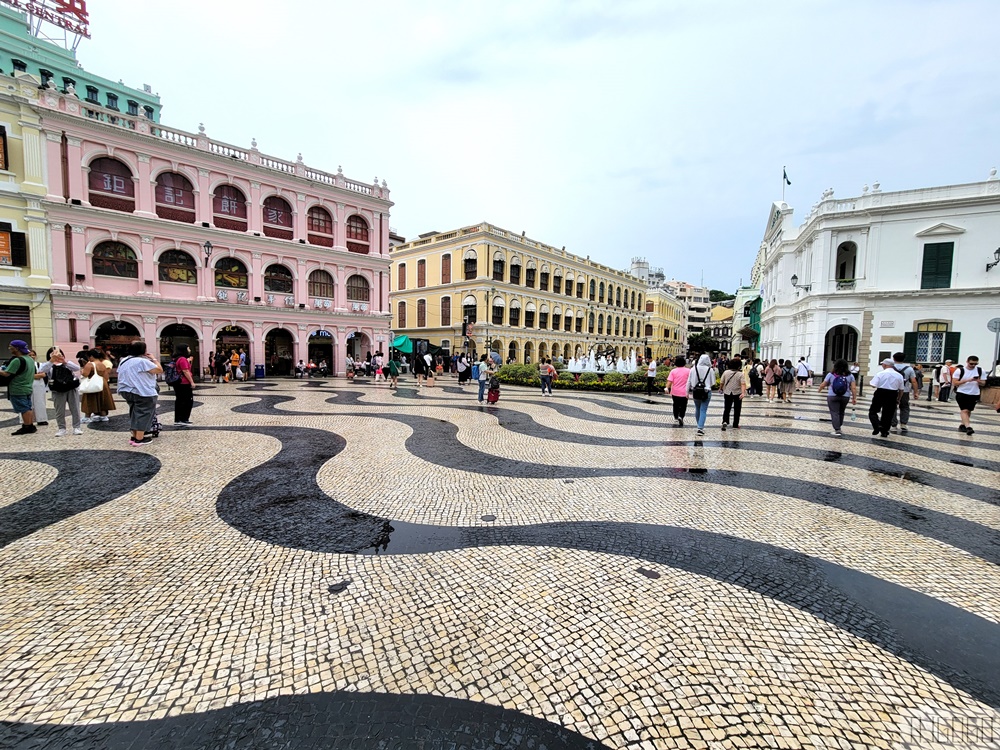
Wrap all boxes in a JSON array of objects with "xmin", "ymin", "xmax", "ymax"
[{"xmin": 0, "ymin": 75, "xmax": 52, "ymax": 352}]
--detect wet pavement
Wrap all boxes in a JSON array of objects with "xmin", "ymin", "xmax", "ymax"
[{"xmin": 0, "ymin": 377, "xmax": 998, "ymax": 748}]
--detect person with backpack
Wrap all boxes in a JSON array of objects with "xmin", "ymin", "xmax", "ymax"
[
  {"xmin": 953, "ymin": 356, "xmax": 986, "ymax": 435},
  {"xmin": 169, "ymin": 344, "xmax": 196, "ymax": 426},
  {"xmin": 1, "ymin": 339, "xmax": 37, "ymax": 435},
  {"xmin": 935, "ymin": 360, "xmax": 953, "ymax": 402},
  {"xmin": 819, "ymin": 358, "xmax": 857, "ymax": 436},
  {"xmin": 890, "ymin": 352, "xmax": 918, "ymax": 434},
  {"xmin": 779, "ymin": 359, "xmax": 796, "ymax": 403},
  {"xmin": 36, "ymin": 346, "xmax": 83, "ymax": 436},
  {"xmin": 687, "ymin": 353, "xmax": 718, "ymax": 436}
]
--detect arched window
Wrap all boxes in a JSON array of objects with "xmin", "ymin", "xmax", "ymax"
[
  {"xmin": 417, "ymin": 259, "xmax": 426, "ymax": 288},
  {"xmin": 615, "ymin": 287, "xmax": 622, "ymax": 306},
  {"xmin": 464, "ymin": 250, "xmax": 478, "ymax": 280},
  {"xmin": 524, "ymin": 302, "xmax": 535, "ymax": 328},
  {"xmin": 631, "ymin": 291, "xmax": 636, "ymax": 309},
  {"xmin": 264, "ymin": 264, "xmax": 293, "ymax": 293},
  {"xmin": 564, "ymin": 273, "xmax": 574, "ymax": 296},
  {"xmin": 215, "ymin": 257, "xmax": 248, "ymax": 288},
  {"xmin": 538, "ymin": 304, "xmax": 549, "ymax": 329},
  {"xmin": 88, "ymin": 158, "xmax": 135, "ymax": 212},
  {"xmin": 588, "ymin": 312, "xmax": 595, "ymax": 334},
  {"xmin": 263, "ymin": 195, "xmax": 293, "ymax": 240},
  {"xmin": 157, "ymin": 249, "xmax": 196, "ymax": 284},
  {"xmin": 552, "ymin": 308, "xmax": 562, "ymax": 331},
  {"xmin": 644, "ymin": 323, "xmax": 653, "ymax": 338},
  {"xmin": 638, "ymin": 293, "xmax": 643, "ymax": 309},
  {"xmin": 836, "ymin": 241, "xmax": 858, "ymax": 281},
  {"xmin": 397, "ymin": 263, "xmax": 406, "ymax": 291},
  {"xmin": 213, "ymin": 185, "xmax": 248, "ymax": 231},
  {"xmin": 93, "ymin": 241, "xmax": 138, "ymax": 278},
  {"xmin": 308, "ymin": 269, "xmax": 335, "ymax": 298},
  {"xmin": 598, "ymin": 314, "xmax": 604, "ymax": 334},
  {"xmin": 525, "ymin": 261, "xmax": 536, "ymax": 288},
  {"xmin": 397, "ymin": 300, "xmax": 406, "ymax": 328},
  {"xmin": 492, "ymin": 251, "xmax": 505, "ymax": 282},
  {"xmin": 629, "ymin": 319, "xmax": 635, "ymax": 337},
  {"xmin": 509, "ymin": 260, "xmax": 521, "ymax": 285},
  {"xmin": 615, "ymin": 317, "xmax": 621, "ymax": 336},
  {"xmin": 552, "ymin": 271, "xmax": 563, "ymax": 295},
  {"xmin": 575, "ymin": 310, "xmax": 583, "ymax": 333},
  {"xmin": 463, "ymin": 295, "xmax": 478, "ymax": 323},
  {"xmin": 346, "ymin": 274, "xmax": 370, "ymax": 302},
  {"xmin": 589, "ymin": 280, "xmax": 596, "ymax": 301},
  {"xmin": 346, "ymin": 215, "xmax": 370, "ymax": 254},
  {"xmin": 599, "ymin": 282, "xmax": 605, "ymax": 303},
  {"xmin": 417, "ymin": 299, "xmax": 427, "ymax": 327},
  {"xmin": 441, "ymin": 296, "xmax": 451, "ymax": 326},
  {"xmin": 492, "ymin": 296, "xmax": 505, "ymax": 326},
  {"xmin": 509, "ymin": 300, "xmax": 521, "ymax": 327},
  {"xmin": 154, "ymin": 172, "xmax": 195, "ymax": 222},
  {"xmin": 441, "ymin": 254, "xmax": 451, "ymax": 284},
  {"xmin": 307, "ymin": 206, "xmax": 334, "ymax": 246}
]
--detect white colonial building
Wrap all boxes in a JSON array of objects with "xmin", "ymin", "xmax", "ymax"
[{"xmin": 757, "ymin": 171, "xmax": 1000, "ymax": 377}]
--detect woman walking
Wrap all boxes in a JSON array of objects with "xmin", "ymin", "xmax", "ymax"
[
  {"xmin": 687, "ymin": 354, "xmax": 718, "ymax": 437},
  {"xmin": 172, "ymin": 344, "xmax": 196, "ymax": 426},
  {"xmin": 720, "ymin": 358, "xmax": 746, "ymax": 431},
  {"xmin": 80, "ymin": 348, "xmax": 116, "ymax": 423},
  {"xmin": 764, "ymin": 359, "xmax": 781, "ymax": 402},
  {"xmin": 116, "ymin": 340, "xmax": 162, "ymax": 446},
  {"xmin": 779, "ymin": 359, "xmax": 796, "ymax": 403},
  {"xmin": 456, "ymin": 354, "xmax": 470, "ymax": 386},
  {"xmin": 665, "ymin": 356, "xmax": 690, "ymax": 426},
  {"xmin": 819, "ymin": 358, "xmax": 857, "ymax": 436},
  {"xmin": 37, "ymin": 347, "xmax": 83, "ymax": 436}
]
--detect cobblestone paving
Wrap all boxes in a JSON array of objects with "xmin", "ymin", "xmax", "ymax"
[{"xmin": 0, "ymin": 376, "xmax": 998, "ymax": 749}]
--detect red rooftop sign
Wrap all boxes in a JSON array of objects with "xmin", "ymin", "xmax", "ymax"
[{"xmin": 1, "ymin": 0, "xmax": 91, "ymax": 38}]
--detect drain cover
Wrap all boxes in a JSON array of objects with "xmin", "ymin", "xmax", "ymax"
[{"xmin": 481, "ymin": 514, "xmax": 496, "ymax": 522}]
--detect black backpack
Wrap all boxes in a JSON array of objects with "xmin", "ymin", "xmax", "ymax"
[
  {"xmin": 49, "ymin": 364, "xmax": 79, "ymax": 392},
  {"xmin": 781, "ymin": 366, "xmax": 795, "ymax": 383}
]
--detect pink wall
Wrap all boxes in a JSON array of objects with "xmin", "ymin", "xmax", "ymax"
[{"xmin": 38, "ymin": 91, "xmax": 394, "ymax": 376}]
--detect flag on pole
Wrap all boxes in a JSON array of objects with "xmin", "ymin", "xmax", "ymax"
[{"xmin": 783, "ymin": 168, "xmax": 791, "ymax": 186}]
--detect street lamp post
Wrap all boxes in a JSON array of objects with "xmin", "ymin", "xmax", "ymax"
[
  {"xmin": 202, "ymin": 241, "xmax": 214, "ymax": 381},
  {"xmin": 484, "ymin": 286, "xmax": 497, "ymax": 359}
]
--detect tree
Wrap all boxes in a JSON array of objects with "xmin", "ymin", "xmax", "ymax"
[
  {"xmin": 686, "ymin": 333, "xmax": 718, "ymax": 353},
  {"xmin": 709, "ymin": 289, "xmax": 736, "ymax": 302}
]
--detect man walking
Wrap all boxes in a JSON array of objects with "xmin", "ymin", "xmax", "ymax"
[
  {"xmin": 953, "ymin": 356, "xmax": 986, "ymax": 436},
  {"xmin": 868, "ymin": 358, "xmax": 903, "ymax": 438},
  {"xmin": 795, "ymin": 357, "xmax": 812, "ymax": 392},
  {"xmin": 890, "ymin": 352, "xmax": 918, "ymax": 434}
]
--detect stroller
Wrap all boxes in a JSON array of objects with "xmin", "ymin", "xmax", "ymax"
[{"xmin": 486, "ymin": 375, "xmax": 500, "ymax": 404}]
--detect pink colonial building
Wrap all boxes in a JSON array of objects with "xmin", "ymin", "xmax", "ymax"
[{"xmin": 35, "ymin": 89, "xmax": 392, "ymax": 377}]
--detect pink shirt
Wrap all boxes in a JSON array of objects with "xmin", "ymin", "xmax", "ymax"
[
  {"xmin": 176, "ymin": 356, "xmax": 192, "ymax": 383},
  {"xmin": 667, "ymin": 366, "xmax": 690, "ymax": 397}
]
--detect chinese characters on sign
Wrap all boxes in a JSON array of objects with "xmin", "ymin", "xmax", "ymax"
[
  {"xmin": 0, "ymin": 0, "xmax": 91, "ymax": 38},
  {"xmin": 351, "ymin": 302, "xmax": 369, "ymax": 312},
  {"xmin": 0, "ymin": 233, "xmax": 10, "ymax": 266},
  {"xmin": 216, "ymin": 290, "xmax": 229, "ymax": 302}
]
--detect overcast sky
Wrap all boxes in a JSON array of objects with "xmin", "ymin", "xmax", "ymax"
[{"xmin": 76, "ymin": 0, "xmax": 1000, "ymax": 292}]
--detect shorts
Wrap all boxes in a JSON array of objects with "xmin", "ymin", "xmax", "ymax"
[
  {"xmin": 8, "ymin": 393, "xmax": 32, "ymax": 413},
  {"xmin": 796, "ymin": 376, "xmax": 808, "ymax": 383},
  {"xmin": 955, "ymin": 392, "xmax": 980, "ymax": 412}
]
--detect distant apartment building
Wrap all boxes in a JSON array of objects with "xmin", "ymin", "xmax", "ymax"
[{"xmin": 662, "ymin": 280, "xmax": 711, "ymax": 338}]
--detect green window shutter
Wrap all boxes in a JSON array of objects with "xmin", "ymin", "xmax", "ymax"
[
  {"xmin": 903, "ymin": 332, "xmax": 918, "ymax": 363},
  {"xmin": 920, "ymin": 243, "xmax": 953, "ymax": 289},
  {"xmin": 943, "ymin": 331, "xmax": 961, "ymax": 362}
]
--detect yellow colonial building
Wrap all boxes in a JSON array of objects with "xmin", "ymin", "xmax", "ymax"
[
  {"xmin": 643, "ymin": 287, "xmax": 685, "ymax": 361},
  {"xmin": 0, "ymin": 72, "xmax": 52, "ymax": 354},
  {"xmin": 390, "ymin": 222, "xmax": 647, "ymax": 363}
]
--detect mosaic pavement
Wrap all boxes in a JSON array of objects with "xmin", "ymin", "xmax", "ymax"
[{"xmin": 0, "ymin": 375, "xmax": 998, "ymax": 749}]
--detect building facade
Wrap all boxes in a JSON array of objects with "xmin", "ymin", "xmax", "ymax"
[
  {"xmin": 709, "ymin": 305, "xmax": 734, "ymax": 352},
  {"xmin": 0, "ymin": 72, "xmax": 50, "ymax": 353},
  {"xmin": 663, "ymin": 280, "xmax": 710, "ymax": 338},
  {"xmin": 390, "ymin": 223, "xmax": 648, "ymax": 364},
  {"xmin": 731, "ymin": 285, "xmax": 761, "ymax": 357},
  {"xmin": 643, "ymin": 287, "xmax": 685, "ymax": 361},
  {"xmin": 36, "ymin": 90, "xmax": 393, "ymax": 376},
  {"xmin": 757, "ymin": 174, "xmax": 1000, "ymax": 376}
]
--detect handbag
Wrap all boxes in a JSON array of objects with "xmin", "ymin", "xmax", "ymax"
[
  {"xmin": 79, "ymin": 373, "xmax": 104, "ymax": 394},
  {"xmin": 235, "ymin": 367, "xmax": 244, "ymax": 379}
]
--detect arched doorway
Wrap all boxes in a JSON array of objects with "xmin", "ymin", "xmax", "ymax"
[
  {"xmin": 507, "ymin": 341, "xmax": 518, "ymax": 364},
  {"xmin": 216, "ymin": 325, "xmax": 250, "ymax": 370},
  {"xmin": 823, "ymin": 325, "xmax": 858, "ymax": 375},
  {"xmin": 562, "ymin": 344, "xmax": 571, "ymax": 362},
  {"xmin": 265, "ymin": 328, "xmax": 294, "ymax": 376},
  {"xmin": 524, "ymin": 342, "xmax": 534, "ymax": 364},
  {"xmin": 94, "ymin": 320, "xmax": 141, "ymax": 361},
  {"xmin": 538, "ymin": 343, "xmax": 547, "ymax": 361},
  {"xmin": 574, "ymin": 344, "xmax": 583, "ymax": 358},
  {"xmin": 160, "ymin": 323, "xmax": 201, "ymax": 377},
  {"xmin": 346, "ymin": 331, "xmax": 371, "ymax": 364},
  {"xmin": 308, "ymin": 330, "xmax": 334, "ymax": 372}
]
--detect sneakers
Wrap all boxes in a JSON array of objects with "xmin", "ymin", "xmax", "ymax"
[
  {"xmin": 11, "ymin": 425, "xmax": 37, "ymax": 435},
  {"xmin": 80, "ymin": 417, "xmax": 92, "ymax": 424},
  {"xmin": 721, "ymin": 423, "xmax": 727, "ymax": 431},
  {"xmin": 175, "ymin": 420, "xmax": 193, "ymax": 427},
  {"xmin": 55, "ymin": 428, "xmax": 67, "ymax": 437},
  {"xmin": 831, "ymin": 430, "xmax": 841, "ymax": 436},
  {"xmin": 871, "ymin": 429, "xmax": 880, "ymax": 435},
  {"xmin": 958, "ymin": 424, "xmax": 968, "ymax": 433},
  {"xmin": 965, "ymin": 427, "xmax": 975, "ymax": 435},
  {"xmin": 696, "ymin": 428, "xmax": 705, "ymax": 436},
  {"xmin": 73, "ymin": 428, "xmax": 83, "ymax": 435},
  {"xmin": 129, "ymin": 437, "xmax": 152, "ymax": 447},
  {"xmin": 99, "ymin": 416, "xmax": 110, "ymax": 422},
  {"xmin": 899, "ymin": 426, "xmax": 908, "ymax": 434}
]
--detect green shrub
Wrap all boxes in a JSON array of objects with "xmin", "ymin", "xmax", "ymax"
[
  {"xmin": 579, "ymin": 372, "xmax": 599, "ymax": 384},
  {"xmin": 601, "ymin": 371, "xmax": 626, "ymax": 386},
  {"xmin": 497, "ymin": 364, "xmax": 540, "ymax": 386}
]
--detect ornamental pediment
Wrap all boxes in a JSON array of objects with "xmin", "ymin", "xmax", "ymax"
[{"xmin": 915, "ymin": 223, "xmax": 965, "ymax": 237}]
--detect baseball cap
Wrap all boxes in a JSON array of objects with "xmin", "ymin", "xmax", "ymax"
[{"xmin": 9, "ymin": 339, "xmax": 29, "ymax": 354}]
